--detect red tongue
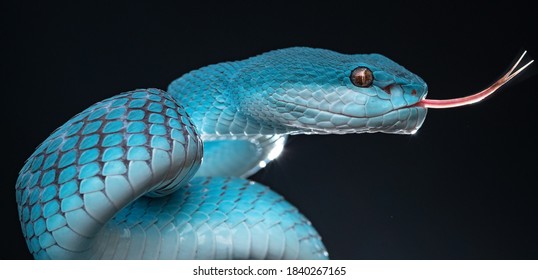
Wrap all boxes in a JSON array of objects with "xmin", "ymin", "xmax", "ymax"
[{"xmin": 417, "ymin": 51, "xmax": 533, "ymax": 109}]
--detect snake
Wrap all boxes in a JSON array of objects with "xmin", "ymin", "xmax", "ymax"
[{"xmin": 15, "ymin": 47, "xmax": 532, "ymax": 259}]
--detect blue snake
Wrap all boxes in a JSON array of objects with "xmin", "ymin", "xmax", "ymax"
[{"xmin": 15, "ymin": 47, "xmax": 532, "ymax": 259}]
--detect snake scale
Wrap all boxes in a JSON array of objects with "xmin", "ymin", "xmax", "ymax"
[{"xmin": 15, "ymin": 47, "xmax": 532, "ymax": 259}]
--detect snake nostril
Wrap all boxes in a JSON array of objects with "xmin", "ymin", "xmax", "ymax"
[
  {"xmin": 382, "ymin": 85, "xmax": 392, "ymax": 95},
  {"xmin": 411, "ymin": 89, "xmax": 417, "ymax": 96}
]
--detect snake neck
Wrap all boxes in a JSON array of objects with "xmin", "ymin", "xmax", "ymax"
[
  {"xmin": 168, "ymin": 61, "xmax": 291, "ymax": 140},
  {"xmin": 167, "ymin": 62, "xmax": 289, "ymax": 177}
]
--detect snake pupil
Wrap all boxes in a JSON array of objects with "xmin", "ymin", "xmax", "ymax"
[{"xmin": 350, "ymin": 66, "xmax": 373, "ymax": 87}]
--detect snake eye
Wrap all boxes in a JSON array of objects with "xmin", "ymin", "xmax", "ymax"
[{"xmin": 350, "ymin": 67, "xmax": 373, "ymax": 87}]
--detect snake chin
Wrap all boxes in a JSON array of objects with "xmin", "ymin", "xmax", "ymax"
[
  {"xmin": 270, "ymin": 100, "xmax": 428, "ymax": 135},
  {"xmin": 390, "ymin": 106, "xmax": 428, "ymax": 135}
]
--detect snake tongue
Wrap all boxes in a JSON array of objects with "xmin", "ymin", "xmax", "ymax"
[{"xmin": 417, "ymin": 51, "xmax": 533, "ymax": 109}]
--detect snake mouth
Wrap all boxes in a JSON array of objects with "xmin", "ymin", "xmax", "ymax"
[{"xmin": 416, "ymin": 51, "xmax": 533, "ymax": 109}]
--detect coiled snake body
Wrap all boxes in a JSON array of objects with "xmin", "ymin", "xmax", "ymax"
[{"xmin": 15, "ymin": 47, "xmax": 532, "ymax": 259}]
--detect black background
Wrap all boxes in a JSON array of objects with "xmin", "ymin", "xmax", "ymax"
[{"xmin": 1, "ymin": 1, "xmax": 537, "ymax": 260}]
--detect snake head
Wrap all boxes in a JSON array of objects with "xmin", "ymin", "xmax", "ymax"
[
  {"xmin": 338, "ymin": 52, "xmax": 429, "ymax": 134},
  {"xmin": 233, "ymin": 47, "xmax": 429, "ymax": 135}
]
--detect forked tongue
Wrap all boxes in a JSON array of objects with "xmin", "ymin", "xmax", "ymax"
[{"xmin": 418, "ymin": 51, "xmax": 533, "ymax": 109}]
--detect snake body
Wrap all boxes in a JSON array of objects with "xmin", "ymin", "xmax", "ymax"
[{"xmin": 16, "ymin": 47, "xmax": 429, "ymax": 259}]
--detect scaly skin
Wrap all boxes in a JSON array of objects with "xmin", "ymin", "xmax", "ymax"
[{"xmin": 16, "ymin": 47, "xmax": 427, "ymax": 259}]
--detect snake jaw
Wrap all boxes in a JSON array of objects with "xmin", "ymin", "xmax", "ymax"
[{"xmin": 417, "ymin": 51, "xmax": 533, "ymax": 109}]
